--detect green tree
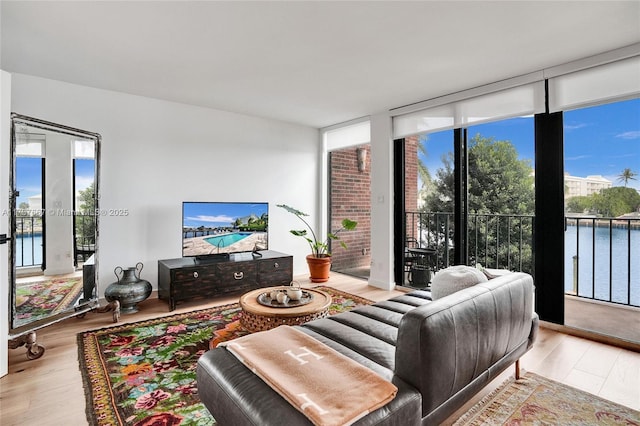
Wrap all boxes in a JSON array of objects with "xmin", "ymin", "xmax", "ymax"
[
  {"xmin": 423, "ymin": 134, "xmax": 534, "ymax": 271},
  {"xmin": 76, "ymin": 182, "xmax": 96, "ymax": 245},
  {"xmin": 77, "ymin": 182, "xmax": 95, "ymax": 212},
  {"xmin": 424, "ymin": 134, "xmax": 534, "ymax": 214},
  {"xmin": 592, "ymin": 186, "xmax": 640, "ymax": 217},
  {"xmin": 617, "ymin": 168, "xmax": 638, "ymax": 187},
  {"xmin": 566, "ymin": 196, "xmax": 593, "ymax": 214}
]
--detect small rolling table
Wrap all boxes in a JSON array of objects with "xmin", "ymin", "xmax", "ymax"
[{"xmin": 239, "ymin": 287, "xmax": 332, "ymax": 332}]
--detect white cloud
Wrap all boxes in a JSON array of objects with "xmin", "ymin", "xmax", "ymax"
[
  {"xmin": 75, "ymin": 176, "xmax": 94, "ymax": 191},
  {"xmin": 564, "ymin": 122, "xmax": 589, "ymax": 131},
  {"xmin": 616, "ymin": 130, "xmax": 640, "ymax": 140},
  {"xmin": 187, "ymin": 215, "xmax": 234, "ymax": 223},
  {"xmin": 565, "ymin": 155, "xmax": 592, "ymax": 161}
]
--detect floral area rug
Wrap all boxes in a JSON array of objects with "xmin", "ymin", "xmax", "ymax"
[
  {"xmin": 78, "ymin": 286, "xmax": 373, "ymax": 426},
  {"xmin": 15, "ymin": 276, "xmax": 83, "ymax": 328},
  {"xmin": 454, "ymin": 371, "xmax": 640, "ymax": 425}
]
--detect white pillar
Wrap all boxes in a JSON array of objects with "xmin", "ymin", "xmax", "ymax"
[
  {"xmin": 368, "ymin": 112, "xmax": 395, "ymax": 290},
  {"xmin": 44, "ymin": 133, "xmax": 75, "ymax": 276}
]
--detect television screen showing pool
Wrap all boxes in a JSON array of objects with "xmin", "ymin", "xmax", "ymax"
[{"xmin": 182, "ymin": 202, "xmax": 269, "ymax": 258}]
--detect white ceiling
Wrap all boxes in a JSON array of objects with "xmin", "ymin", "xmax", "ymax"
[{"xmin": 2, "ymin": 1, "xmax": 639, "ymax": 128}]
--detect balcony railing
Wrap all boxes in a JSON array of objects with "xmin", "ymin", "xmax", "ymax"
[
  {"xmin": 406, "ymin": 211, "xmax": 534, "ymax": 274},
  {"xmin": 15, "ymin": 215, "xmax": 42, "ymax": 268},
  {"xmin": 15, "ymin": 212, "xmax": 97, "ymax": 268},
  {"xmin": 406, "ymin": 211, "xmax": 639, "ymax": 308},
  {"xmin": 565, "ymin": 217, "xmax": 639, "ymax": 308}
]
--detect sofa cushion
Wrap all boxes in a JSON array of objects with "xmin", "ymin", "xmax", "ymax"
[{"xmin": 430, "ymin": 265, "xmax": 488, "ymax": 299}]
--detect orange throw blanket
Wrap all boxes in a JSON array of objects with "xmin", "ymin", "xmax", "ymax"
[{"xmin": 220, "ymin": 325, "xmax": 398, "ymax": 426}]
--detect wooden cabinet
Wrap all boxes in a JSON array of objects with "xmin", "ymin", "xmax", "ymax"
[{"xmin": 157, "ymin": 251, "xmax": 293, "ymax": 311}]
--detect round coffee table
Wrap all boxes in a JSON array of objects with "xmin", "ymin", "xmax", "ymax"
[{"xmin": 239, "ymin": 287, "xmax": 332, "ymax": 332}]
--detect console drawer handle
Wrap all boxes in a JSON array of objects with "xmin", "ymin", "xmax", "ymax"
[
  {"xmin": 234, "ymin": 272, "xmax": 244, "ymax": 280},
  {"xmin": 274, "ymin": 262, "xmax": 279, "ymax": 268},
  {"xmin": 193, "ymin": 271, "xmax": 199, "ymax": 279}
]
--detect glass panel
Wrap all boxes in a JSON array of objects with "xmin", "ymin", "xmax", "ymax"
[
  {"xmin": 466, "ymin": 116, "xmax": 535, "ymax": 274},
  {"xmin": 405, "ymin": 130, "xmax": 454, "ymax": 287},
  {"xmin": 15, "ymin": 157, "xmax": 43, "ymax": 268},
  {"xmin": 563, "ymin": 97, "xmax": 640, "ymax": 343},
  {"xmin": 74, "ymin": 158, "xmax": 96, "ymax": 266}
]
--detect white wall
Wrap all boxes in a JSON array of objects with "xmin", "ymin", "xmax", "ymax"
[
  {"xmin": 0, "ymin": 70, "xmax": 11, "ymax": 377},
  {"xmin": 9, "ymin": 73, "xmax": 320, "ymax": 297}
]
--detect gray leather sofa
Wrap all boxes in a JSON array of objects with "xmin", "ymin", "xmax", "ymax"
[{"xmin": 197, "ymin": 272, "xmax": 539, "ymax": 425}]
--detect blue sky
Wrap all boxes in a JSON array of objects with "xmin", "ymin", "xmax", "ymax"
[
  {"xmin": 16, "ymin": 158, "xmax": 95, "ymax": 207},
  {"xmin": 419, "ymin": 98, "xmax": 640, "ymax": 191},
  {"xmin": 183, "ymin": 202, "xmax": 268, "ymax": 228}
]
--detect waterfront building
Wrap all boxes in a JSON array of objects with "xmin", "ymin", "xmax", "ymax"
[{"xmin": 564, "ymin": 173, "xmax": 612, "ymax": 199}]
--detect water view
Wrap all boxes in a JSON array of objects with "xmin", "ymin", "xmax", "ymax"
[
  {"xmin": 565, "ymin": 224, "xmax": 640, "ymax": 307},
  {"xmin": 15, "ymin": 234, "xmax": 43, "ymax": 267}
]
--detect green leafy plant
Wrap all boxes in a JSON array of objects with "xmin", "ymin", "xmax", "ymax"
[{"xmin": 277, "ymin": 204, "xmax": 357, "ymax": 257}]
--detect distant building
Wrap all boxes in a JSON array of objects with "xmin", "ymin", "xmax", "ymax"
[
  {"xmin": 564, "ymin": 173, "xmax": 612, "ymax": 199},
  {"xmin": 28, "ymin": 194, "xmax": 42, "ymax": 212}
]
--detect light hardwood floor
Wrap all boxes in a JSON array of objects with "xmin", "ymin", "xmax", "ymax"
[{"xmin": 1, "ymin": 273, "xmax": 639, "ymax": 425}]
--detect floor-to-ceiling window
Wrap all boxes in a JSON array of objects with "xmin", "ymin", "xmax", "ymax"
[
  {"xmin": 393, "ymin": 80, "xmax": 543, "ymax": 289},
  {"xmin": 562, "ymin": 98, "xmax": 640, "ymax": 342},
  {"xmin": 73, "ymin": 152, "xmax": 96, "ymax": 266},
  {"xmin": 466, "ymin": 117, "xmax": 535, "ymax": 274},
  {"xmin": 403, "ymin": 130, "xmax": 454, "ymax": 286},
  {"xmin": 14, "ymin": 138, "xmax": 44, "ymax": 271}
]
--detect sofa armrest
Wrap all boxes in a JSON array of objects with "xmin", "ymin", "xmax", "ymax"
[{"xmin": 395, "ymin": 272, "xmax": 536, "ymax": 419}]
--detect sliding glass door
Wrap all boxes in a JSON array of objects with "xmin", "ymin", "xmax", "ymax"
[{"xmin": 563, "ymin": 98, "xmax": 640, "ymax": 342}]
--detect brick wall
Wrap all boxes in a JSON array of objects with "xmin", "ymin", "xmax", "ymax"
[
  {"xmin": 329, "ymin": 140, "xmax": 418, "ymax": 271},
  {"xmin": 329, "ymin": 145, "xmax": 371, "ymax": 270},
  {"xmin": 405, "ymin": 136, "xmax": 419, "ymax": 212}
]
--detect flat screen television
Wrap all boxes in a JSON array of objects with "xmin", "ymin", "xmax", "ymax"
[{"xmin": 182, "ymin": 201, "xmax": 268, "ymax": 259}]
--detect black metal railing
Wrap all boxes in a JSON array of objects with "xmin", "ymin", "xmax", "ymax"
[
  {"xmin": 405, "ymin": 211, "xmax": 534, "ymax": 275},
  {"xmin": 565, "ymin": 217, "xmax": 639, "ymax": 308},
  {"xmin": 75, "ymin": 212, "xmax": 97, "ymax": 264},
  {"xmin": 405, "ymin": 211, "xmax": 639, "ymax": 308},
  {"xmin": 15, "ymin": 214, "xmax": 43, "ymax": 268},
  {"xmin": 15, "ymin": 212, "xmax": 97, "ymax": 267}
]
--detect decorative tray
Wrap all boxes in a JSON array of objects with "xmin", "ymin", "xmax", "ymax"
[{"xmin": 256, "ymin": 290, "xmax": 314, "ymax": 308}]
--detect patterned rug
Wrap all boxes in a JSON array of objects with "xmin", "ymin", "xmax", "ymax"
[
  {"xmin": 454, "ymin": 372, "xmax": 640, "ymax": 425},
  {"xmin": 15, "ymin": 276, "xmax": 83, "ymax": 328},
  {"xmin": 78, "ymin": 286, "xmax": 373, "ymax": 426}
]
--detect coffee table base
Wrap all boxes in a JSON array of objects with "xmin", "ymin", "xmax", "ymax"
[{"xmin": 240, "ymin": 309, "xmax": 329, "ymax": 333}]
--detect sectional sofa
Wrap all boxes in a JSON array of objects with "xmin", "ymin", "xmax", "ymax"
[{"xmin": 197, "ymin": 271, "xmax": 538, "ymax": 425}]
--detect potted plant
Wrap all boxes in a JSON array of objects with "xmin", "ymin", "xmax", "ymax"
[{"xmin": 277, "ymin": 204, "xmax": 357, "ymax": 282}]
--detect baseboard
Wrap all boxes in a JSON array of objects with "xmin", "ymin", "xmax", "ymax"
[{"xmin": 539, "ymin": 320, "xmax": 640, "ymax": 353}]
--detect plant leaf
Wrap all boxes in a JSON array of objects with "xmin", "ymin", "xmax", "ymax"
[
  {"xmin": 277, "ymin": 204, "xmax": 309, "ymax": 217},
  {"xmin": 342, "ymin": 219, "xmax": 358, "ymax": 230}
]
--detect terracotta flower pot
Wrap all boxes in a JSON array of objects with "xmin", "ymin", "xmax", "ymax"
[{"xmin": 306, "ymin": 254, "xmax": 332, "ymax": 283}]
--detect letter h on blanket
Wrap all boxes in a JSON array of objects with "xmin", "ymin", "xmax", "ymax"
[{"xmin": 285, "ymin": 347, "xmax": 324, "ymax": 365}]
